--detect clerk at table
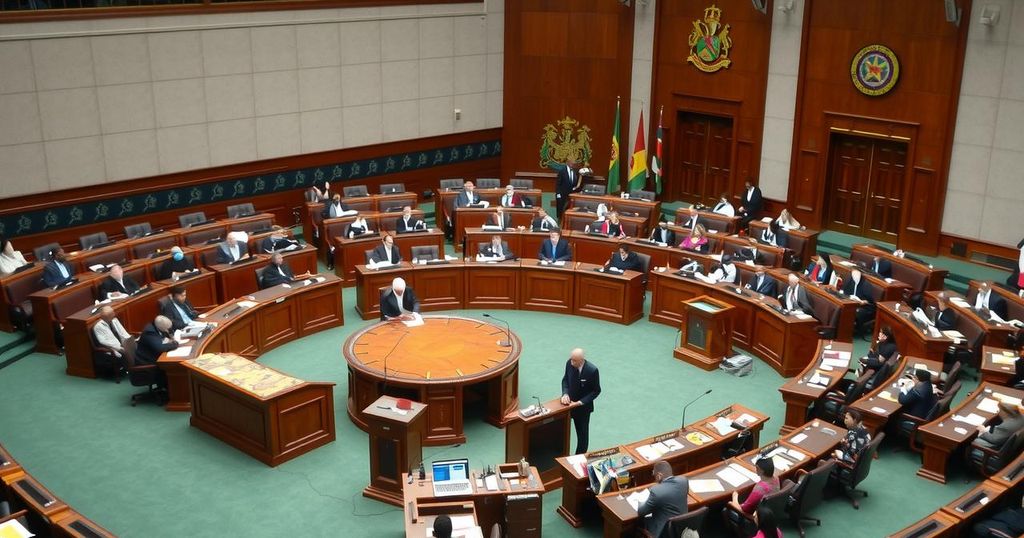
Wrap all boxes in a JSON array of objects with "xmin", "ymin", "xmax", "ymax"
[
  {"xmin": 160, "ymin": 285, "xmax": 200, "ymax": 330},
  {"xmin": 380, "ymin": 277, "xmax": 420, "ymax": 321},
  {"xmin": 370, "ymin": 234, "xmax": 402, "ymax": 265},
  {"xmin": 539, "ymin": 231, "xmax": 572, "ymax": 263},
  {"xmin": 42, "ymin": 248, "xmax": 76, "ymax": 288},
  {"xmin": 560, "ymin": 348, "xmax": 601, "ymax": 454},
  {"xmin": 605, "ymin": 244, "xmax": 642, "ymax": 272},
  {"xmin": 638, "ymin": 460, "xmax": 688, "ymax": 538},
  {"xmin": 98, "ymin": 264, "xmax": 140, "ymax": 299},
  {"xmin": 479, "ymin": 235, "xmax": 514, "ymax": 260}
]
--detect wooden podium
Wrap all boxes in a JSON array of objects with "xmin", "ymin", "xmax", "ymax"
[
  {"xmin": 362, "ymin": 396, "xmax": 427, "ymax": 507},
  {"xmin": 674, "ymin": 295, "xmax": 735, "ymax": 370},
  {"xmin": 504, "ymin": 397, "xmax": 577, "ymax": 491}
]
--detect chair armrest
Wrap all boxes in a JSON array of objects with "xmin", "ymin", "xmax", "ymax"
[
  {"xmin": 898, "ymin": 413, "xmax": 928, "ymax": 428},
  {"xmin": 128, "ymin": 363, "xmax": 156, "ymax": 372},
  {"xmin": 990, "ymin": 530, "xmax": 1015, "ymax": 538},
  {"xmin": 834, "ymin": 459, "xmax": 854, "ymax": 471}
]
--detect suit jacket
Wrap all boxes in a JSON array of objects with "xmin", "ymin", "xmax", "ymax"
[
  {"xmin": 843, "ymin": 278, "xmax": 875, "ymax": 305},
  {"xmin": 977, "ymin": 291, "xmax": 1009, "ymax": 320},
  {"xmin": 395, "ymin": 216, "xmax": 424, "ymax": 233},
  {"xmin": 638, "ymin": 476, "xmax": 689, "ymax": 538},
  {"xmin": 259, "ymin": 236, "xmax": 298, "ymax": 253},
  {"xmin": 898, "ymin": 381, "xmax": 936, "ymax": 419},
  {"xmin": 531, "ymin": 216, "xmax": 559, "ymax": 231},
  {"xmin": 480, "ymin": 242, "xmax": 513, "ymax": 259},
  {"xmin": 741, "ymin": 186, "xmax": 763, "ymax": 213},
  {"xmin": 539, "ymin": 239, "xmax": 572, "ymax": 262},
  {"xmin": 934, "ymin": 308, "xmax": 957, "ymax": 331},
  {"xmin": 746, "ymin": 274, "xmax": 777, "ymax": 296},
  {"xmin": 976, "ymin": 413, "xmax": 1024, "ymax": 449},
  {"xmin": 805, "ymin": 262, "xmax": 833, "ymax": 285},
  {"xmin": 501, "ymin": 193, "xmax": 526, "ymax": 207},
  {"xmin": 42, "ymin": 260, "xmax": 75, "ymax": 288},
  {"xmin": 488, "ymin": 213, "xmax": 512, "ymax": 229},
  {"xmin": 260, "ymin": 262, "xmax": 294, "ymax": 289},
  {"xmin": 321, "ymin": 201, "xmax": 352, "ymax": 219},
  {"xmin": 135, "ymin": 323, "xmax": 178, "ymax": 365},
  {"xmin": 649, "ymin": 227, "xmax": 676, "ymax": 245},
  {"xmin": 680, "ymin": 215, "xmax": 701, "ymax": 231},
  {"xmin": 455, "ymin": 190, "xmax": 481, "ymax": 208},
  {"xmin": 760, "ymin": 228, "xmax": 788, "ymax": 249},
  {"xmin": 216, "ymin": 242, "xmax": 249, "ymax": 264},
  {"xmin": 98, "ymin": 275, "xmax": 140, "ymax": 298},
  {"xmin": 870, "ymin": 258, "xmax": 893, "ymax": 278},
  {"xmin": 370, "ymin": 244, "xmax": 402, "ymax": 264},
  {"xmin": 561, "ymin": 360, "xmax": 601, "ymax": 414},
  {"xmin": 608, "ymin": 251, "xmax": 642, "ymax": 272},
  {"xmin": 157, "ymin": 257, "xmax": 195, "ymax": 281},
  {"xmin": 781, "ymin": 285, "xmax": 812, "ymax": 313},
  {"xmin": 160, "ymin": 298, "xmax": 199, "ymax": 330},
  {"xmin": 556, "ymin": 166, "xmax": 579, "ymax": 198},
  {"xmin": 92, "ymin": 317, "xmax": 130, "ymax": 352},
  {"xmin": 737, "ymin": 247, "xmax": 765, "ymax": 265},
  {"xmin": 379, "ymin": 287, "xmax": 420, "ymax": 320}
]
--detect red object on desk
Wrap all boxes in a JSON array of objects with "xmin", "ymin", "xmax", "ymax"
[{"xmin": 395, "ymin": 398, "xmax": 413, "ymax": 410}]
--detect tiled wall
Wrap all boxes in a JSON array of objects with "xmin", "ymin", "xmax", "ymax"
[
  {"xmin": 756, "ymin": 0, "xmax": 803, "ymax": 202},
  {"xmin": 0, "ymin": 1, "xmax": 504, "ymax": 198},
  {"xmin": 629, "ymin": 0, "xmax": 656, "ymax": 177},
  {"xmin": 942, "ymin": 0, "xmax": 1024, "ymax": 247}
]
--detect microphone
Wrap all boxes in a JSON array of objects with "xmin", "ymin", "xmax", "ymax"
[
  {"xmin": 381, "ymin": 331, "xmax": 410, "ymax": 395},
  {"xmin": 482, "ymin": 313, "xmax": 513, "ymax": 348},
  {"xmin": 681, "ymin": 389, "xmax": 712, "ymax": 428},
  {"xmin": 533, "ymin": 395, "xmax": 544, "ymax": 412}
]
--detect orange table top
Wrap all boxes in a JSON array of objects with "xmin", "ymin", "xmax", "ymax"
[{"xmin": 343, "ymin": 315, "xmax": 521, "ymax": 384}]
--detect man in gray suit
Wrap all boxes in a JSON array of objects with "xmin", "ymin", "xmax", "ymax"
[
  {"xmin": 780, "ymin": 272, "xmax": 812, "ymax": 314},
  {"xmin": 973, "ymin": 402, "xmax": 1024, "ymax": 450},
  {"xmin": 638, "ymin": 461, "xmax": 688, "ymax": 538}
]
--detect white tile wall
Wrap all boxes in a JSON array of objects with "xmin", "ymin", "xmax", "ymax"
[
  {"xmin": 0, "ymin": 6, "xmax": 503, "ymax": 195},
  {"xmin": 757, "ymin": 0, "xmax": 805, "ymax": 201},
  {"xmin": 627, "ymin": 0, "xmax": 656, "ymax": 164}
]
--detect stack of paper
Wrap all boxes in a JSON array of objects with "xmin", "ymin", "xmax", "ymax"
[
  {"xmin": 822, "ymin": 357, "xmax": 851, "ymax": 369},
  {"xmin": 978, "ymin": 398, "xmax": 1000, "ymax": 414},
  {"xmin": 992, "ymin": 393, "xmax": 1024, "ymax": 407},
  {"xmin": 992, "ymin": 352, "xmax": 1017, "ymax": 366},
  {"xmin": 635, "ymin": 445, "xmax": 661, "ymax": 462},
  {"xmin": 790, "ymin": 433, "xmax": 808, "ymax": 445},
  {"xmin": 952, "ymin": 413, "xmax": 986, "ymax": 426},
  {"xmin": 237, "ymin": 300, "xmax": 258, "ymax": 308},
  {"xmin": 878, "ymin": 390, "xmax": 897, "ymax": 403},
  {"xmin": 167, "ymin": 346, "xmax": 192, "ymax": 358},
  {"xmin": 708, "ymin": 417, "xmax": 735, "ymax": 436},
  {"xmin": 663, "ymin": 438, "xmax": 684, "ymax": 451},
  {"xmin": 566, "ymin": 454, "xmax": 587, "ymax": 477},
  {"xmin": 716, "ymin": 466, "xmax": 750, "ymax": 488},
  {"xmin": 690, "ymin": 478, "xmax": 725, "ymax": 493},
  {"xmin": 626, "ymin": 489, "xmax": 651, "ymax": 512}
]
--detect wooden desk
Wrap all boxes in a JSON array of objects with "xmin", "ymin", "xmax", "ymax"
[
  {"xmin": 851, "ymin": 244, "xmax": 949, "ymax": 293},
  {"xmin": 574, "ymin": 262, "xmax": 644, "ymax": 325},
  {"xmin": 2, "ymin": 472, "xmax": 71, "ymax": 535},
  {"xmin": 0, "ymin": 443, "xmax": 22, "ymax": 480},
  {"xmin": 720, "ymin": 235, "xmax": 786, "ymax": 268},
  {"xmin": 991, "ymin": 449, "xmax": 1024, "ymax": 488},
  {"xmin": 464, "ymin": 259, "xmax": 520, "ymax": 309},
  {"xmin": 66, "ymin": 242, "xmax": 132, "ymax": 273},
  {"xmin": 917, "ymin": 382, "xmax": 1024, "ymax": 483},
  {"xmin": 434, "ymin": 187, "xmax": 541, "ymax": 233},
  {"xmin": 362, "ymin": 395, "xmax": 427, "ymax": 506},
  {"xmin": 158, "ymin": 275, "xmax": 343, "ymax": 411},
  {"xmin": 390, "ymin": 228, "xmax": 445, "ymax": 263},
  {"xmin": 849, "ymin": 356, "xmax": 943, "ymax": 435},
  {"xmin": 519, "ymin": 258, "xmax": 575, "ymax": 314},
  {"xmin": 54, "ymin": 509, "xmax": 117, "ymax": 537},
  {"xmin": 170, "ymin": 213, "xmax": 275, "ymax": 247},
  {"xmin": 182, "ymin": 353, "xmax": 336, "ymax": 466},
  {"xmin": 151, "ymin": 269, "xmax": 219, "ymax": 311},
  {"xmin": 567, "ymin": 232, "xmax": 625, "ymax": 266},
  {"xmin": 778, "ymin": 341, "xmax": 855, "ymax": 434},
  {"xmin": 568, "ymin": 193, "xmax": 661, "ymax": 232},
  {"xmin": 404, "ymin": 501, "xmax": 478, "ymax": 538},
  {"xmin": 454, "ymin": 207, "xmax": 538, "ymax": 251},
  {"xmin": 875, "ymin": 301, "xmax": 954, "ymax": 364},
  {"xmin": 344, "ymin": 316, "xmax": 521, "ymax": 445},
  {"xmin": 674, "ymin": 207, "xmax": 741, "ymax": 234},
  {"xmin": 555, "ymin": 405, "xmax": 767, "ymax": 528},
  {"xmin": 981, "ymin": 346, "xmax": 1020, "ymax": 386},
  {"xmin": 0, "ymin": 263, "xmax": 44, "ymax": 332},
  {"xmin": 463, "ymin": 227, "xmax": 525, "ymax": 256},
  {"xmin": 969, "ymin": 279, "xmax": 1024, "ymax": 323},
  {"xmin": 748, "ymin": 220, "xmax": 820, "ymax": 269},
  {"xmin": 125, "ymin": 231, "xmax": 179, "ymax": 260},
  {"xmin": 29, "ymin": 271, "xmax": 106, "ymax": 355},
  {"xmin": 939, "ymin": 479, "xmax": 1011, "ymax": 533},
  {"xmin": 562, "ymin": 210, "xmax": 647, "ymax": 238},
  {"xmin": 332, "ymin": 232, "xmax": 386, "ymax": 285},
  {"xmin": 887, "ymin": 511, "xmax": 959, "ymax": 538},
  {"xmin": 927, "ymin": 290, "xmax": 1017, "ymax": 350},
  {"xmin": 209, "ymin": 245, "xmax": 317, "ymax": 302},
  {"xmin": 402, "ymin": 466, "xmax": 544, "ymax": 536},
  {"xmin": 831, "ymin": 257, "xmax": 913, "ymax": 302},
  {"xmin": 504, "ymin": 397, "xmax": 576, "ymax": 491}
]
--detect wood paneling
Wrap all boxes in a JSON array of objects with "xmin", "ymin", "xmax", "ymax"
[
  {"xmin": 789, "ymin": 0, "xmax": 971, "ymax": 254},
  {"xmin": 651, "ymin": 1, "xmax": 773, "ymax": 203},
  {"xmin": 501, "ymin": 0, "xmax": 635, "ymax": 183}
]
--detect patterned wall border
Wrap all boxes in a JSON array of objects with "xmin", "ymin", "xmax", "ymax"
[{"xmin": 1, "ymin": 139, "xmax": 501, "ymax": 239}]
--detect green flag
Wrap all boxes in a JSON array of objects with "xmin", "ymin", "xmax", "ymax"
[{"xmin": 607, "ymin": 98, "xmax": 621, "ymax": 194}]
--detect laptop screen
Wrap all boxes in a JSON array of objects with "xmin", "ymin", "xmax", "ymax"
[{"xmin": 432, "ymin": 459, "xmax": 469, "ymax": 482}]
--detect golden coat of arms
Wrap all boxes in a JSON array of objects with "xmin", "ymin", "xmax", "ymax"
[
  {"xmin": 539, "ymin": 116, "xmax": 592, "ymax": 168},
  {"xmin": 687, "ymin": 4, "xmax": 732, "ymax": 73}
]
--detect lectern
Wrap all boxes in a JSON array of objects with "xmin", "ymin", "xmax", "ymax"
[
  {"xmin": 504, "ymin": 397, "xmax": 576, "ymax": 491},
  {"xmin": 362, "ymin": 395, "xmax": 426, "ymax": 507},
  {"xmin": 674, "ymin": 295, "xmax": 735, "ymax": 370}
]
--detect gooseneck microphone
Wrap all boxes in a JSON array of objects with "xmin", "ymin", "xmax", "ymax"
[
  {"xmin": 681, "ymin": 389, "xmax": 713, "ymax": 428},
  {"xmin": 482, "ymin": 313, "xmax": 513, "ymax": 348}
]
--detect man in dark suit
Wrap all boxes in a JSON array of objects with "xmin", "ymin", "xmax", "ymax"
[
  {"xmin": 679, "ymin": 207, "xmax": 701, "ymax": 232},
  {"xmin": 531, "ymin": 208, "xmax": 559, "ymax": 231},
  {"xmin": 737, "ymin": 180, "xmax": 763, "ymax": 229},
  {"xmin": 649, "ymin": 220, "xmax": 676, "ymax": 245},
  {"xmin": 869, "ymin": 256, "xmax": 892, "ymax": 279},
  {"xmin": 539, "ymin": 231, "xmax": 572, "ymax": 263},
  {"xmin": 160, "ymin": 285, "xmax": 200, "ymax": 330},
  {"xmin": 746, "ymin": 269, "xmax": 777, "ymax": 297},
  {"xmin": 843, "ymin": 269, "xmax": 877, "ymax": 331},
  {"xmin": 736, "ymin": 237, "xmax": 765, "ymax": 265},
  {"xmin": 974, "ymin": 282, "xmax": 1009, "ymax": 320},
  {"xmin": 395, "ymin": 206, "xmax": 425, "ymax": 233},
  {"xmin": 638, "ymin": 461, "xmax": 688, "ymax": 538},
  {"xmin": 380, "ymin": 277, "xmax": 420, "ymax": 321},
  {"xmin": 479, "ymin": 236, "xmax": 513, "ymax": 260},
  {"xmin": 260, "ymin": 252, "xmax": 305, "ymax": 289},
  {"xmin": 555, "ymin": 158, "xmax": 581, "ymax": 219},
  {"xmin": 780, "ymin": 273, "xmax": 812, "ymax": 313},
  {"xmin": 135, "ymin": 315, "xmax": 178, "ymax": 389},
  {"xmin": 455, "ymin": 181, "xmax": 482, "ymax": 208},
  {"xmin": 897, "ymin": 369, "xmax": 936, "ymax": 419},
  {"xmin": 259, "ymin": 233, "xmax": 299, "ymax": 254},
  {"xmin": 370, "ymin": 234, "xmax": 402, "ymax": 265},
  {"xmin": 321, "ymin": 193, "xmax": 355, "ymax": 219},
  {"xmin": 42, "ymin": 248, "xmax": 76, "ymax": 288},
  {"xmin": 215, "ymin": 234, "xmax": 249, "ymax": 264},
  {"xmin": 973, "ymin": 401, "xmax": 1024, "ymax": 451},
  {"xmin": 932, "ymin": 293, "xmax": 957, "ymax": 330},
  {"xmin": 606, "ymin": 244, "xmax": 642, "ymax": 272},
  {"xmin": 560, "ymin": 348, "xmax": 601, "ymax": 454},
  {"xmin": 98, "ymin": 264, "xmax": 140, "ymax": 299}
]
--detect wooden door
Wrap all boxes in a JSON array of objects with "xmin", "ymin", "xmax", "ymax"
[
  {"xmin": 669, "ymin": 113, "xmax": 733, "ymax": 204},
  {"xmin": 825, "ymin": 134, "xmax": 906, "ymax": 241}
]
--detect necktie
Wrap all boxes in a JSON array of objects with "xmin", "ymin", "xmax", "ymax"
[
  {"xmin": 58, "ymin": 262, "xmax": 69, "ymax": 278},
  {"xmin": 714, "ymin": 203, "xmax": 724, "ymax": 212},
  {"xmin": 550, "ymin": 242, "xmax": 557, "ymax": 260}
]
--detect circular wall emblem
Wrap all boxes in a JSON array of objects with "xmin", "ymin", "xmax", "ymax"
[{"xmin": 851, "ymin": 44, "xmax": 900, "ymax": 96}]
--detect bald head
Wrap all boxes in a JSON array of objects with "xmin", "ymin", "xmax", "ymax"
[
  {"xmin": 99, "ymin": 305, "xmax": 116, "ymax": 321},
  {"xmin": 155, "ymin": 315, "xmax": 173, "ymax": 332},
  {"xmin": 569, "ymin": 348, "xmax": 585, "ymax": 369},
  {"xmin": 788, "ymin": 273, "xmax": 799, "ymax": 287},
  {"xmin": 653, "ymin": 461, "xmax": 673, "ymax": 481},
  {"xmin": 392, "ymin": 277, "xmax": 406, "ymax": 294}
]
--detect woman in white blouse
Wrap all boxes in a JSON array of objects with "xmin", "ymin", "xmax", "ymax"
[
  {"xmin": 776, "ymin": 208, "xmax": 802, "ymax": 231},
  {"xmin": 0, "ymin": 238, "xmax": 28, "ymax": 275}
]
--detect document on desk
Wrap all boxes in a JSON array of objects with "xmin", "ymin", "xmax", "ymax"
[
  {"xmin": 167, "ymin": 346, "xmax": 193, "ymax": 358},
  {"xmin": 690, "ymin": 478, "xmax": 725, "ymax": 494},
  {"xmin": 716, "ymin": 466, "xmax": 749, "ymax": 488},
  {"xmin": 822, "ymin": 357, "xmax": 851, "ymax": 369},
  {"xmin": 992, "ymin": 393, "xmax": 1024, "ymax": 407},
  {"xmin": 978, "ymin": 398, "xmax": 1000, "ymax": 414},
  {"xmin": 566, "ymin": 454, "xmax": 587, "ymax": 477},
  {"xmin": 626, "ymin": 488, "xmax": 651, "ymax": 512},
  {"xmin": 0, "ymin": 519, "xmax": 33, "ymax": 538},
  {"xmin": 790, "ymin": 433, "xmax": 808, "ymax": 445},
  {"xmin": 402, "ymin": 313, "xmax": 424, "ymax": 327},
  {"xmin": 663, "ymin": 438, "xmax": 684, "ymax": 451},
  {"xmin": 992, "ymin": 352, "xmax": 1017, "ymax": 365},
  {"xmin": 952, "ymin": 413, "xmax": 986, "ymax": 426},
  {"xmin": 237, "ymin": 300, "xmax": 258, "ymax": 308},
  {"xmin": 635, "ymin": 444, "xmax": 661, "ymax": 462},
  {"xmin": 484, "ymin": 474, "xmax": 499, "ymax": 491},
  {"xmin": 708, "ymin": 417, "xmax": 735, "ymax": 436}
]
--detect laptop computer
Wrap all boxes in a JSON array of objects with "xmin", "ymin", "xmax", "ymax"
[{"xmin": 431, "ymin": 458, "xmax": 472, "ymax": 497}]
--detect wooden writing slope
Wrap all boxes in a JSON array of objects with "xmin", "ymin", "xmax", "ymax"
[{"xmin": 674, "ymin": 295, "xmax": 735, "ymax": 370}]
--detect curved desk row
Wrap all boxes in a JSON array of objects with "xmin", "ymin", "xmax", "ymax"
[
  {"xmin": 353, "ymin": 259, "xmax": 645, "ymax": 325},
  {"xmin": 777, "ymin": 341, "xmax": 855, "ymax": 434},
  {"xmin": 158, "ymin": 274, "xmax": 344, "ymax": 412},
  {"xmin": 554, "ymin": 404, "xmax": 768, "ymax": 528},
  {"xmin": 0, "ymin": 443, "xmax": 115, "ymax": 538},
  {"xmin": 331, "ymin": 227, "xmax": 446, "ymax": 285}
]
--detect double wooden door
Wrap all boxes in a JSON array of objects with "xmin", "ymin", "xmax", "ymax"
[
  {"xmin": 670, "ymin": 112, "xmax": 734, "ymax": 205},
  {"xmin": 826, "ymin": 134, "xmax": 907, "ymax": 242}
]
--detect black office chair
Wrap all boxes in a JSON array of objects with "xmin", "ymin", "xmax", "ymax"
[
  {"xmin": 895, "ymin": 381, "xmax": 960, "ymax": 453},
  {"xmin": 582, "ymin": 184, "xmax": 604, "ymax": 195},
  {"xmin": 178, "ymin": 212, "xmax": 207, "ymax": 228},
  {"xmin": 966, "ymin": 426, "xmax": 1024, "ymax": 477},
  {"xmin": 639, "ymin": 506, "xmax": 709, "ymax": 538},
  {"xmin": 818, "ymin": 371, "xmax": 871, "ymax": 424},
  {"xmin": 79, "ymin": 232, "xmax": 109, "ymax": 250},
  {"xmin": 724, "ymin": 480, "xmax": 795, "ymax": 537},
  {"xmin": 786, "ymin": 459, "xmax": 835, "ymax": 537},
  {"xmin": 833, "ymin": 432, "xmax": 884, "ymax": 508},
  {"xmin": 89, "ymin": 321, "xmax": 125, "ymax": 383},
  {"xmin": 439, "ymin": 178, "xmax": 464, "ymax": 191},
  {"xmin": 343, "ymin": 185, "xmax": 369, "ymax": 197},
  {"xmin": 411, "ymin": 246, "xmax": 440, "ymax": 261},
  {"xmin": 629, "ymin": 189, "xmax": 655, "ymax": 201},
  {"xmin": 636, "ymin": 252, "xmax": 651, "ymax": 288},
  {"xmin": 226, "ymin": 203, "xmax": 256, "ymax": 218},
  {"xmin": 363, "ymin": 249, "xmax": 376, "ymax": 264},
  {"xmin": 510, "ymin": 178, "xmax": 534, "ymax": 190},
  {"xmin": 942, "ymin": 361, "xmax": 962, "ymax": 392},
  {"xmin": 380, "ymin": 183, "xmax": 405, "ymax": 194},
  {"xmin": 255, "ymin": 266, "xmax": 269, "ymax": 290},
  {"xmin": 33, "ymin": 242, "xmax": 61, "ymax": 262},
  {"xmin": 721, "ymin": 429, "xmax": 754, "ymax": 459},
  {"xmin": 477, "ymin": 178, "xmax": 501, "ymax": 189},
  {"xmin": 120, "ymin": 338, "xmax": 163, "ymax": 406},
  {"xmin": 124, "ymin": 222, "xmax": 152, "ymax": 239}
]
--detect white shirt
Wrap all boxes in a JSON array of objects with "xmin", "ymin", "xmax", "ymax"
[
  {"xmin": 229, "ymin": 244, "xmax": 241, "ymax": 261},
  {"xmin": 712, "ymin": 201, "xmax": 735, "ymax": 217},
  {"xmin": 761, "ymin": 229, "xmax": 776, "ymax": 246},
  {"xmin": 394, "ymin": 290, "xmax": 410, "ymax": 315},
  {"xmin": 0, "ymin": 250, "xmax": 27, "ymax": 275},
  {"xmin": 710, "ymin": 263, "xmax": 737, "ymax": 284},
  {"xmin": 745, "ymin": 187, "xmax": 756, "ymax": 202},
  {"xmin": 976, "ymin": 290, "xmax": 991, "ymax": 310},
  {"xmin": 785, "ymin": 286, "xmax": 800, "ymax": 311},
  {"xmin": 93, "ymin": 318, "xmax": 130, "ymax": 355}
]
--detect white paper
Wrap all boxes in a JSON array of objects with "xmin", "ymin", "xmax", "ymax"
[
  {"xmin": 626, "ymin": 488, "xmax": 651, "ymax": 512},
  {"xmin": 689, "ymin": 479, "xmax": 725, "ymax": 493},
  {"xmin": 663, "ymin": 438, "xmax": 684, "ymax": 451},
  {"xmin": 635, "ymin": 445, "xmax": 660, "ymax": 462},
  {"xmin": 708, "ymin": 417, "xmax": 735, "ymax": 436},
  {"xmin": 977, "ymin": 398, "xmax": 1000, "ymax": 414},
  {"xmin": 822, "ymin": 358, "xmax": 850, "ymax": 369},
  {"xmin": 167, "ymin": 346, "xmax": 192, "ymax": 357},
  {"xmin": 237, "ymin": 300, "xmax": 258, "ymax": 308},
  {"xmin": 484, "ymin": 475, "xmax": 498, "ymax": 491},
  {"xmin": 0, "ymin": 519, "xmax": 33, "ymax": 538},
  {"xmin": 952, "ymin": 413, "xmax": 986, "ymax": 426},
  {"xmin": 730, "ymin": 463, "xmax": 761, "ymax": 483},
  {"xmin": 401, "ymin": 312, "xmax": 425, "ymax": 327},
  {"xmin": 716, "ymin": 466, "xmax": 749, "ymax": 488},
  {"xmin": 553, "ymin": 260, "xmax": 567, "ymax": 266},
  {"xmin": 787, "ymin": 449, "xmax": 806, "ymax": 461},
  {"xmin": 790, "ymin": 433, "xmax": 808, "ymax": 444},
  {"xmin": 871, "ymin": 406, "xmax": 887, "ymax": 413},
  {"xmin": 992, "ymin": 393, "xmax": 1024, "ymax": 407}
]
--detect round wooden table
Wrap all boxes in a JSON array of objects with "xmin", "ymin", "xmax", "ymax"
[{"xmin": 343, "ymin": 315, "xmax": 522, "ymax": 445}]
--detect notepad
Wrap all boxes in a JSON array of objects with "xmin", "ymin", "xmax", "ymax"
[
  {"xmin": 690, "ymin": 479, "xmax": 725, "ymax": 493},
  {"xmin": 708, "ymin": 417, "xmax": 735, "ymax": 436},
  {"xmin": 167, "ymin": 346, "xmax": 192, "ymax": 358},
  {"xmin": 663, "ymin": 438, "xmax": 684, "ymax": 451},
  {"xmin": 787, "ymin": 449, "xmax": 807, "ymax": 461},
  {"xmin": 822, "ymin": 357, "xmax": 851, "ymax": 369},
  {"xmin": 978, "ymin": 398, "xmax": 1000, "ymax": 414},
  {"xmin": 952, "ymin": 413, "xmax": 986, "ymax": 426},
  {"xmin": 992, "ymin": 393, "xmax": 1023, "ymax": 407},
  {"xmin": 878, "ymin": 390, "xmax": 898, "ymax": 403},
  {"xmin": 790, "ymin": 433, "xmax": 808, "ymax": 444},
  {"xmin": 716, "ymin": 466, "xmax": 750, "ymax": 488},
  {"xmin": 992, "ymin": 353, "xmax": 1017, "ymax": 365},
  {"xmin": 626, "ymin": 489, "xmax": 651, "ymax": 512}
]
